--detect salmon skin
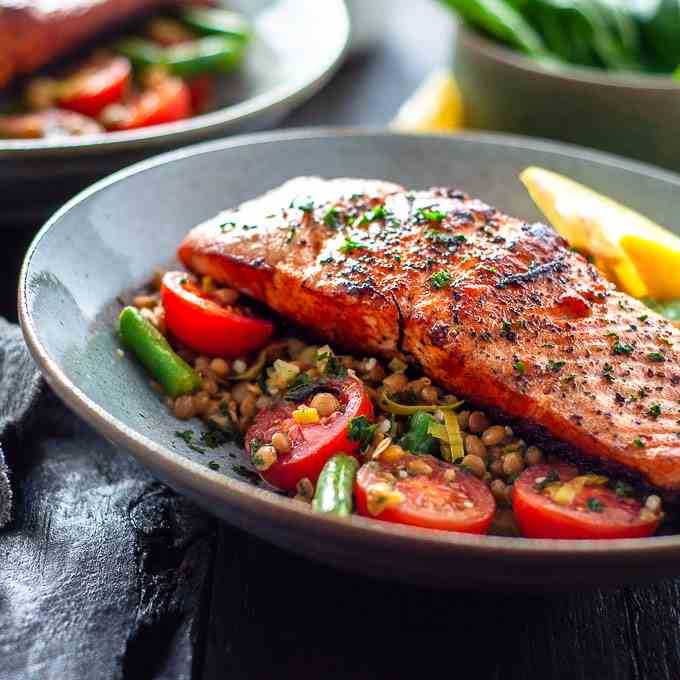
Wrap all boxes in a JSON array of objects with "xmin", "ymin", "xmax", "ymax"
[
  {"xmin": 179, "ymin": 177, "xmax": 680, "ymax": 494},
  {"xmin": 0, "ymin": 0, "xmax": 201, "ymax": 88}
]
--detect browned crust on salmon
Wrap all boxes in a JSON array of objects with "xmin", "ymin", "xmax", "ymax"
[{"xmin": 178, "ymin": 177, "xmax": 680, "ymax": 493}]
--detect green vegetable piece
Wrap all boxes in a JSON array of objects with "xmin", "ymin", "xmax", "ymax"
[
  {"xmin": 348, "ymin": 416, "xmax": 376, "ymax": 451},
  {"xmin": 441, "ymin": 0, "xmax": 546, "ymax": 55},
  {"xmin": 118, "ymin": 306, "xmax": 201, "ymax": 398},
  {"xmin": 400, "ymin": 412, "xmax": 440, "ymax": 455},
  {"xmin": 180, "ymin": 7, "xmax": 252, "ymax": 41},
  {"xmin": 312, "ymin": 454, "xmax": 359, "ymax": 516},
  {"xmin": 116, "ymin": 35, "xmax": 246, "ymax": 78}
]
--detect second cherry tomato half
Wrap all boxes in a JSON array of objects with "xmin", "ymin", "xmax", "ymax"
[
  {"xmin": 512, "ymin": 464, "xmax": 661, "ymax": 539},
  {"xmin": 161, "ymin": 271, "xmax": 274, "ymax": 357},
  {"xmin": 355, "ymin": 453, "xmax": 495, "ymax": 534},
  {"xmin": 101, "ymin": 69, "xmax": 192, "ymax": 131},
  {"xmin": 245, "ymin": 378, "xmax": 374, "ymax": 492},
  {"xmin": 58, "ymin": 55, "xmax": 131, "ymax": 118}
]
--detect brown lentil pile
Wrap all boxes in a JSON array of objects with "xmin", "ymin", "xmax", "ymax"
[{"xmin": 128, "ymin": 274, "xmax": 565, "ymax": 535}]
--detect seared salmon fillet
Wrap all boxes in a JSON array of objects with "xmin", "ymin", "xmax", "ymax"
[{"xmin": 178, "ymin": 177, "xmax": 680, "ymax": 493}]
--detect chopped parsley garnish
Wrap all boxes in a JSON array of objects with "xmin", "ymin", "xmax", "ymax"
[
  {"xmin": 648, "ymin": 403, "xmax": 662, "ymax": 418},
  {"xmin": 356, "ymin": 205, "xmax": 388, "ymax": 225},
  {"xmin": 415, "ymin": 206, "xmax": 448, "ymax": 223},
  {"xmin": 602, "ymin": 362, "xmax": 615, "ymax": 382},
  {"xmin": 430, "ymin": 270, "xmax": 452, "ymax": 289},
  {"xmin": 323, "ymin": 207, "xmax": 342, "ymax": 229},
  {"xmin": 219, "ymin": 221, "xmax": 237, "ymax": 232},
  {"xmin": 549, "ymin": 360, "xmax": 566, "ymax": 372},
  {"xmin": 318, "ymin": 351, "xmax": 347, "ymax": 378},
  {"xmin": 633, "ymin": 436, "xmax": 645, "ymax": 448},
  {"xmin": 347, "ymin": 416, "xmax": 377, "ymax": 451},
  {"xmin": 586, "ymin": 497, "xmax": 604, "ymax": 513},
  {"xmin": 425, "ymin": 230, "xmax": 466, "ymax": 245},
  {"xmin": 612, "ymin": 341, "xmax": 634, "ymax": 356},
  {"xmin": 200, "ymin": 422, "xmax": 233, "ymax": 448},
  {"xmin": 339, "ymin": 236, "xmax": 364, "ymax": 254},
  {"xmin": 175, "ymin": 430, "xmax": 206, "ymax": 454},
  {"xmin": 638, "ymin": 314, "xmax": 648, "ymax": 321},
  {"xmin": 648, "ymin": 352, "xmax": 666, "ymax": 362},
  {"xmin": 513, "ymin": 361, "xmax": 526, "ymax": 375},
  {"xmin": 614, "ymin": 480, "xmax": 634, "ymax": 497},
  {"xmin": 534, "ymin": 469, "xmax": 559, "ymax": 491},
  {"xmin": 287, "ymin": 227, "xmax": 296, "ymax": 243}
]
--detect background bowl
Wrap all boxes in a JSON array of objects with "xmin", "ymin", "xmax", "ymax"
[
  {"xmin": 19, "ymin": 129, "xmax": 680, "ymax": 589},
  {"xmin": 454, "ymin": 24, "xmax": 680, "ymax": 173},
  {"xmin": 0, "ymin": 0, "xmax": 349, "ymax": 221}
]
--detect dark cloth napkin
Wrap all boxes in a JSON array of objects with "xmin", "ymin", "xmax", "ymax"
[{"xmin": 0, "ymin": 318, "xmax": 216, "ymax": 679}]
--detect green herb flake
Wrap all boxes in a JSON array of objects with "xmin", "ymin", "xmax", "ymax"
[
  {"xmin": 614, "ymin": 480, "xmax": 633, "ymax": 498},
  {"xmin": 633, "ymin": 436, "xmax": 645, "ymax": 448},
  {"xmin": 175, "ymin": 430, "xmax": 206, "ymax": 454},
  {"xmin": 430, "ymin": 270, "xmax": 452, "ymax": 289},
  {"xmin": 323, "ymin": 207, "xmax": 342, "ymax": 229},
  {"xmin": 356, "ymin": 205, "xmax": 388, "ymax": 225},
  {"xmin": 612, "ymin": 341, "xmax": 634, "ymax": 356},
  {"xmin": 549, "ymin": 360, "xmax": 566, "ymax": 372},
  {"xmin": 638, "ymin": 314, "xmax": 648, "ymax": 322},
  {"xmin": 586, "ymin": 497, "xmax": 604, "ymax": 513},
  {"xmin": 219, "ymin": 221, "xmax": 237, "ymax": 232},
  {"xmin": 348, "ymin": 415, "xmax": 377, "ymax": 451},
  {"xmin": 416, "ymin": 206, "xmax": 448, "ymax": 223},
  {"xmin": 648, "ymin": 352, "xmax": 666, "ymax": 363},
  {"xmin": 339, "ymin": 236, "xmax": 364, "ymax": 254},
  {"xmin": 513, "ymin": 361, "xmax": 527, "ymax": 375},
  {"xmin": 648, "ymin": 403, "xmax": 662, "ymax": 419},
  {"xmin": 296, "ymin": 200, "xmax": 315, "ymax": 213}
]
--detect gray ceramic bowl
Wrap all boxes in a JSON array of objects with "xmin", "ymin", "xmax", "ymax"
[
  {"xmin": 18, "ymin": 129, "xmax": 680, "ymax": 589},
  {"xmin": 454, "ymin": 24, "xmax": 680, "ymax": 173},
  {"xmin": 0, "ymin": 0, "xmax": 349, "ymax": 219}
]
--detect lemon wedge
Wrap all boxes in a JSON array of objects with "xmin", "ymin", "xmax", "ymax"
[
  {"xmin": 391, "ymin": 69, "xmax": 463, "ymax": 133},
  {"xmin": 520, "ymin": 166, "xmax": 680, "ymax": 300}
]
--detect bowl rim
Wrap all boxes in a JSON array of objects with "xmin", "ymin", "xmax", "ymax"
[
  {"xmin": 17, "ymin": 126, "xmax": 680, "ymax": 563},
  {"xmin": 456, "ymin": 22, "xmax": 680, "ymax": 92},
  {"xmin": 0, "ymin": 0, "xmax": 349, "ymax": 160}
]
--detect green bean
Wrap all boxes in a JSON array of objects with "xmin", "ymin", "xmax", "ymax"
[
  {"xmin": 116, "ymin": 35, "xmax": 247, "ymax": 78},
  {"xmin": 179, "ymin": 7, "xmax": 252, "ymax": 42},
  {"xmin": 118, "ymin": 306, "xmax": 201, "ymax": 398},
  {"xmin": 312, "ymin": 454, "xmax": 359, "ymax": 516}
]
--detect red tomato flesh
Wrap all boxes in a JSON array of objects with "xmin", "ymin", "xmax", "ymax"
[
  {"xmin": 513, "ymin": 464, "xmax": 660, "ymax": 540},
  {"xmin": 58, "ymin": 56, "xmax": 131, "ymax": 117},
  {"xmin": 245, "ymin": 378, "xmax": 373, "ymax": 492},
  {"xmin": 161, "ymin": 271, "xmax": 274, "ymax": 357},
  {"xmin": 103, "ymin": 72, "xmax": 191, "ymax": 131},
  {"xmin": 355, "ymin": 454, "xmax": 495, "ymax": 534}
]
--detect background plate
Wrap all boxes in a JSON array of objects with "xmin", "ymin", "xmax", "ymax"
[
  {"xmin": 19, "ymin": 129, "xmax": 680, "ymax": 588},
  {"xmin": 0, "ymin": 0, "xmax": 349, "ymax": 218}
]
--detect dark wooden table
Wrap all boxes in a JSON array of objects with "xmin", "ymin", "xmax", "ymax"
[{"xmin": 3, "ymin": 3, "xmax": 680, "ymax": 678}]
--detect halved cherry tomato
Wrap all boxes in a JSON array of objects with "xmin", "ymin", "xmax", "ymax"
[
  {"xmin": 161, "ymin": 271, "xmax": 273, "ymax": 357},
  {"xmin": 101, "ymin": 70, "xmax": 191, "ymax": 131},
  {"xmin": 58, "ymin": 55, "xmax": 131, "ymax": 118},
  {"xmin": 355, "ymin": 454, "xmax": 495, "ymax": 534},
  {"xmin": 245, "ymin": 378, "xmax": 373, "ymax": 491},
  {"xmin": 513, "ymin": 464, "xmax": 661, "ymax": 539}
]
